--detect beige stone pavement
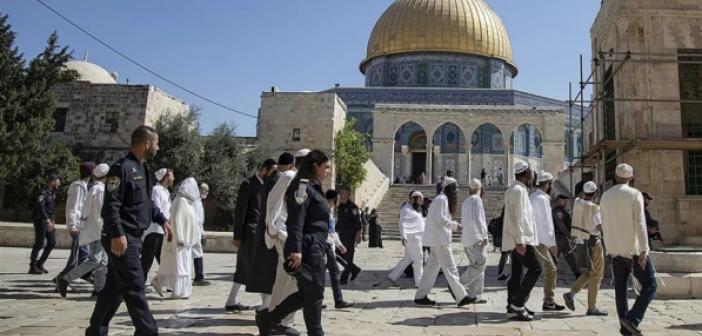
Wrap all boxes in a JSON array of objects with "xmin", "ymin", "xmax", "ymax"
[{"xmin": 1, "ymin": 241, "xmax": 701, "ymax": 336}]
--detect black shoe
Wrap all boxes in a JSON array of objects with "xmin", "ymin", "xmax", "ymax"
[
  {"xmin": 350, "ymin": 267, "xmax": 362, "ymax": 281},
  {"xmin": 508, "ymin": 307, "xmax": 534, "ymax": 321},
  {"xmin": 586, "ymin": 308, "xmax": 608, "ymax": 316},
  {"xmin": 414, "ymin": 297, "xmax": 436, "ymax": 306},
  {"xmin": 38, "ymin": 265, "xmax": 49, "ymax": 273},
  {"xmin": 321, "ymin": 304, "xmax": 328, "ymax": 309},
  {"xmin": 255, "ymin": 311, "xmax": 273, "ymax": 336},
  {"xmin": 225, "ymin": 303, "xmax": 252, "ymax": 312},
  {"xmin": 57, "ymin": 277, "xmax": 69, "ymax": 298},
  {"xmin": 563, "ymin": 292, "xmax": 575, "ymax": 311},
  {"xmin": 458, "ymin": 296, "xmax": 477, "ymax": 307},
  {"xmin": 620, "ymin": 318, "xmax": 642, "ymax": 336},
  {"xmin": 272, "ymin": 324, "xmax": 300, "ymax": 336},
  {"xmin": 193, "ymin": 279, "xmax": 211, "ymax": 286},
  {"xmin": 507, "ymin": 304, "xmax": 535, "ymax": 317},
  {"xmin": 497, "ymin": 274, "xmax": 509, "ymax": 281},
  {"xmin": 543, "ymin": 302, "xmax": 566, "ymax": 311},
  {"xmin": 28, "ymin": 266, "xmax": 43, "ymax": 275},
  {"xmin": 335, "ymin": 301, "xmax": 355, "ymax": 309}
]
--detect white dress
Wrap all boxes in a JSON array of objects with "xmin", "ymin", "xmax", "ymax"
[{"xmin": 155, "ymin": 178, "xmax": 200, "ymax": 299}]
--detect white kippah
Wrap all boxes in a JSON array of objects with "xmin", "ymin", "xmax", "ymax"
[
  {"xmin": 469, "ymin": 178, "xmax": 482, "ymax": 190},
  {"xmin": 411, "ymin": 191, "xmax": 423, "ymax": 198},
  {"xmin": 514, "ymin": 160, "xmax": 529, "ymax": 174},
  {"xmin": 154, "ymin": 168, "xmax": 168, "ymax": 181},
  {"xmin": 583, "ymin": 181, "xmax": 598, "ymax": 194},
  {"xmin": 93, "ymin": 163, "xmax": 110, "ymax": 178},
  {"xmin": 537, "ymin": 171, "xmax": 554, "ymax": 183},
  {"xmin": 442, "ymin": 177, "xmax": 458, "ymax": 188},
  {"xmin": 616, "ymin": 163, "xmax": 634, "ymax": 179},
  {"xmin": 295, "ymin": 148, "xmax": 311, "ymax": 158}
]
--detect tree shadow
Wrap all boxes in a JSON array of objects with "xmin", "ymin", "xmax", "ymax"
[{"xmin": 668, "ymin": 323, "xmax": 702, "ymax": 331}]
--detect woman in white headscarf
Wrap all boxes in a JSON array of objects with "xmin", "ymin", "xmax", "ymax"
[{"xmin": 152, "ymin": 177, "xmax": 200, "ymax": 299}]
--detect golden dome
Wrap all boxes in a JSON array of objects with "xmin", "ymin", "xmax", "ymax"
[{"xmin": 362, "ymin": 0, "xmax": 517, "ymax": 75}]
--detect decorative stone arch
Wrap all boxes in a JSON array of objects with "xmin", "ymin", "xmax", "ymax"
[
  {"xmin": 509, "ymin": 123, "xmax": 544, "ymax": 178},
  {"xmin": 469, "ymin": 122, "xmax": 507, "ymax": 187},
  {"xmin": 431, "ymin": 122, "xmax": 468, "ymax": 183},
  {"xmin": 392, "ymin": 121, "xmax": 430, "ymax": 184}
]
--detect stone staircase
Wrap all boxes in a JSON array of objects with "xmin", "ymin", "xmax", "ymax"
[{"xmin": 374, "ymin": 184, "xmax": 506, "ymax": 241}]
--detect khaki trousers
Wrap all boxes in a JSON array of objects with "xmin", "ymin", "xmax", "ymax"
[
  {"xmin": 570, "ymin": 241, "xmax": 604, "ymax": 309},
  {"xmin": 534, "ymin": 244, "xmax": 557, "ymax": 302}
]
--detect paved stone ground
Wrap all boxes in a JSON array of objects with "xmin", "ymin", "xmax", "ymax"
[{"xmin": 1, "ymin": 242, "xmax": 702, "ymax": 335}]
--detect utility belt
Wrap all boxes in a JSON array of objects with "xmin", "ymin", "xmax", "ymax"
[{"xmin": 575, "ymin": 235, "xmax": 601, "ymax": 272}]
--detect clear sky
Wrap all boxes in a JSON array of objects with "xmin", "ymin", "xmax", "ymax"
[{"xmin": 2, "ymin": 0, "xmax": 600, "ymax": 136}]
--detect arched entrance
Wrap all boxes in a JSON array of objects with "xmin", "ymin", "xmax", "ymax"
[
  {"xmin": 394, "ymin": 121, "xmax": 428, "ymax": 184},
  {"xmin": 433, "ymin": 122, "xmax": 466, "ymax": 183},
  {"xmin": 471, "ymin": 123, "xmax": 505, "ymax": 186},
  {"xmin": 510, "ymin": 123, "xmax": 544, "ymax": 175}
]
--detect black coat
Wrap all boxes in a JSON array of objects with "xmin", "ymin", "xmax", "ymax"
[
  {"xmin": 233, "ymin": 175, "xmax": 264, "ymax": 284},
  {"xmin": 246, "ymin": 171, "xmax": 281, "ymax": 294}
]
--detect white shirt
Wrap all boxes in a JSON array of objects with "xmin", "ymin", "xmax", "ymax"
[
  {"xmin": 65, "ymin": 179, "xmax": 88, "ymax": 230},
  {"xmin": 265, "ymin": 169, "xmax": 297, "ymax": 249},
  {"xmin": 78, "ymin": 182, "xmax": 104, "ymax": 245},
  {"xmin": 572, "ymin": 198, "xmax": 602, "ymax": 242},
  {"xmin": 194, "ymin": 199, "xmax": 205, "ymax": 234},
  {"xmin": 530, "ymin": 189, "xmax": 556, "ymax": 247},
  {"xmin": 460, "ymin": 194, "xmax": 488, "ymax": 247},
  {"xmin": 600, "ymin": 184, "xmax": 649, "ymax": 257},
  {"xmin": 502, "ymin": 181, "xmax": 537, "ymax": 251},
  {"xmin": 398, "ymin": 202, "xmax": 426, "ymax": 240},
  {"xmin": 145, "ymin": 184, "xmax": 171, "ymax": 236},
  {"xmin": 422, "ymin": 193, "xmax": 458, "ymax": 247}
]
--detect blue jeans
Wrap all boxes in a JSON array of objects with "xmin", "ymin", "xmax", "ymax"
[{"xmin": 613, "ymin": 255, "xmax": 657, "ymax": 326}]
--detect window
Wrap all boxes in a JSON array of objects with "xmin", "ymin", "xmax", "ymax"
[
  {"xmin": 53, "ymin": 108, "xmax": 67, "ymax": 132},
  {"xmin": 105, "ymin": 112, "xmax": 119, "ymax": 133},
  {"xmin": 686, "ymin": 151, "xmax": 702, "ymax": 195},
  {"xmin": 604, "ymin": 150, "xmax": 617, "ymax": 184},
  {"xmin": 602, "ymin": 66, "xmax": 616, "ymax": 141},
  {"xmin": 679, "ymin": 49, "xmax": 702, "ymax": 138},
  {"xmin": 292, "ymin": 128, "xmax": 301, "ymax": 142}
]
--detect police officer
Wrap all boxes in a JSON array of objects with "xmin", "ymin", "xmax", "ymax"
[
  {"xmin": 552, "ymin": 194, "xmax": 581, "ymax": 279},
  {"xmin": 86, "ymin": 126, "xmax": 172, "ymax": 336},
  {"xmin": 28, "ymin": 175, "xmax": 61, "ymax": 274},
  {"xmin": 256, "ymin": 149, "xmax": 331, "ymax": 336},
  {"xmin": 336, "ymin": 185, "xmax": 362, "ymax": 285}
]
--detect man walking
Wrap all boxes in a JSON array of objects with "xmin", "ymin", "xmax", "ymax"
[
  {"xmin": 552, "ymin": 194, "xmax": 581, "ymax": 279},
  {"xmin": 459, "ymin": 178, "xmax": 488, "ymax": 303},
  {"xmin": 530, "ymin": 172, "xmax": 566, "ymax": 311},
  {"xmin": 563, "ymin": 181, "xmax": 608, "ymax": 316},
  {"xmin": 28, "ymin": 176, "xmax": 61, "ymax": 274},
  {"xmin": 503, "ymin": 160, "xmax": 541, "ymax": 321},
  {"xmin": 85, "ymin": 126, "xmax": 172, "ymax": 336},
  {"xmin": 387, "ymin": 191, "xmax": 426, "ymax": 287},
  {"xmin": 192, "ymin": 182, "xmax": 210, "ymax": 286},
  {"xmin": 336, "ymin": 186, "xmax": 363, "ymax": 285},
  {"xmin": 601, "ymin": 164, "xmax": 656, "ymax": 336},
  {"xmin": 141, "ymin": 168, "xmax": 173, "ymax": 279}
]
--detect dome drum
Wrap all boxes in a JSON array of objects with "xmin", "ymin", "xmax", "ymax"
[{"xmin": 364, "ymin": 52, "xmax": 514, "ymax": 88}]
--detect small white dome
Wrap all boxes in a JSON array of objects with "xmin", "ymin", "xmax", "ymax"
[{"xmin": 65, "ymin": 61, "xmax": 117, "ymax": 84}]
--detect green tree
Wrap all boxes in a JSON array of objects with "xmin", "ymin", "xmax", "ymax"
[
  {"xmin": 150, "ymin": 107, "xmax": 203, "ymax": 181},
  {"xmin": 200, "ymin": 124, "xmax": 247, "ymax": 213},
  {"xmin": 0, "ymin": 14, "xmax": 78, "ymax": 210},
  {"xmin": 335, "ymin": 118, "xmax": 371, "ymax": 189}
]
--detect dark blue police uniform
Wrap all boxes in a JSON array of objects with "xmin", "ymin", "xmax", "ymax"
[
  {"xmin": 336, "ymin": 200, "xmax": 362, "ymax": 283},
  {"xmin": 86, "ymin": 152, "xmax": 167, "ymax": 336},
  {"xmin": 29, "ymin": 188, "xmax": 57, "ymax": 272}
]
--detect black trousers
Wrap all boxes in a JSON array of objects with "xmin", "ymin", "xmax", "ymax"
[
  {"xmin": 555, "ymin": 235, "xmax": 580, "ymax": 278},
  {"xmin": 30, "ymin": 219, "xmax": 56, "ymax": 266},
  {"xmin": 193, "ymin": 257, "xmax": 204, "ymax": 281},
  {"xmin": 497, "ymin": 251, "xmax": 509, "ymax": 276},
  {"xmin": 507, "ymin": 246, "xmax": 542, "ymax": 308},
  {"xmin": 140, "ymin": 233, "xmax": 163, "ymax": 279},
  {"xmin": 325, "ymin": 246, "xmax": 343, "ymax": 305},
  {"xmin": 86, "ymin": 234, "xmax": 157, "ymax": 336},
  {"xmin": 338, "ymin": 232, "xmax": 356, "ymax": 282},
  {"xmin": 268, "ymin": 275, "xmax": 324, "ymax": 336}
]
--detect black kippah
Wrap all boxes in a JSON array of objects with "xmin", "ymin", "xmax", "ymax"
[{"xmin": 278, "ymin": 152, "xmax": 294, "ymax": 165}]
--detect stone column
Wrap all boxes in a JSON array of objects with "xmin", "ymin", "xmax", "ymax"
[
  {"xmin": 373, "ymin": 139, "xmax": 395, "ymax": 181},
  {"xmin": 505, "ymin": 143, "xmax": 514, "ymax": 185},
  {"xmin": 433, "ymin": 145, "xmax": 441, "ymax": 183},
  {"xmin": 465, "ymin": 144, "xmax": 473, "ymax": 184},
  {"xmin": 425, "ymin": 140, "xmax": 433, "ymax": 184}
]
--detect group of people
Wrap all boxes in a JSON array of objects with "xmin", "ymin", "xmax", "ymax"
[{"xmin": 387, "ymin": 160, "xmax": 656, "ymax": 336}]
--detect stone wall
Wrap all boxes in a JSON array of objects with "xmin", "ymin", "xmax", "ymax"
[
  {"xmin": 589, "ymin": 0, "xmax": 702, "ymax": 244},
  {"xmin": 351, "ymin": 160, "xmax": 390, "ymax": 211},
  {"xmin": 145, "ymin": 86, "xmax": 189, "ymax": 125}
]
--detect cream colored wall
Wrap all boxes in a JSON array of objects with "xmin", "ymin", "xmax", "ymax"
[
  {"xmin": 145, "ymin": 86, "xmax": 189, "ymax": 126},
  {"xmin": 352, "ymin": 160, "xmax": 390, "ymax": 210}
]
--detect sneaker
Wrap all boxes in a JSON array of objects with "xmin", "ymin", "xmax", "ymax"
[
  {"xmin": 508, "ymin": 306, "xmax": 534, "ymax": 321},
  {"xmin": 507, "ymin": 304, "xmax": 535, "ymax": 317},
  {"xmin": 272, "ymin": 324, "xmax": 300, "ymax": 336},
  {"xmin": 620, "ymin": 318, "xmax": 642, "ymax": 336},
  {"xmin": 586, "ymin": 307, "xmax": 608, "ymax": 316},
  {"xmin": 192, "ymin": 279, "xmax": 211, "ymax": 286},
  {"xmin": 497, "ymin": 274, "xmax": 509, "ymax": 281},
  {"xmin": 414, "ymin": 297, "xmax": 436, "ymax": 306},
  {"xmin": 543, "ymin": 302, "xmax": 566, "ymax": 311},
  {"xmin": 562, "ymin": 292, "xmax": 575, "ymax": 311},
  {"xmin": 57, "ymin": 277, "xmax": 69, "ymax": 298},
  {"xmin": 458, "ymin": 295, "xmax": 476, "ymax": 307},
  {"xmin": 335, "ymin": 301, "xmax": 355, "ymax": 309}
]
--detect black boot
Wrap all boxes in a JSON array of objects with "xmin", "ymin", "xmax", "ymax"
[
  {"xmin": 28, "ymin": 264, "xmax": 42, "ymax": 275},
  {"xmin": 255, "ymin": 310, "xmax": 273, "ymax": 336}
]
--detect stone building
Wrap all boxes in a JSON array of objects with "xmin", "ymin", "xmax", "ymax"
[
  {"xmin": 583, "ymin": 0, "xmax": 702, "ymax": 244},
  {"xmin": 258, "ymin": 0, "xmax": 573, "ymax": 196},
  {"xmin": 51, "ymin": 59, "xmax": 189, "ymax": 163}
]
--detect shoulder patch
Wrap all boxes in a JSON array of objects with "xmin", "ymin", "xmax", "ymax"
[
  {"xmin": 352, "ymin": 209, "xmax": 359, "ymax": 215},
  {"xmin": 38, "ymin": 194, "xmax": 45, "ymax": 202},
  {"xmin": 294, "ymin": 179, "xmax": 309, "ymax": 205},
  {"xmin": 107, "ymin": 176, "xmax": 121, "ymax": 192}
]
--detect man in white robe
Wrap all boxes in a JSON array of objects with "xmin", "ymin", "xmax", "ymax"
[
  {"xmin": 152, "ymin": 178, "xmax": 200, "ymax": 299},
  {"xmin": 387, "ymin": 191, "xmax": 426, "ymax": 287},
  {"xmin": 459, "ymin": 178, "xmax": 488, "ymax": 303}
]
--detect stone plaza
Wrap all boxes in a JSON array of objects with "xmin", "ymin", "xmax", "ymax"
[{"xmin": 1, "ymin": 241, "xmax": 701, "ymax": 336}]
